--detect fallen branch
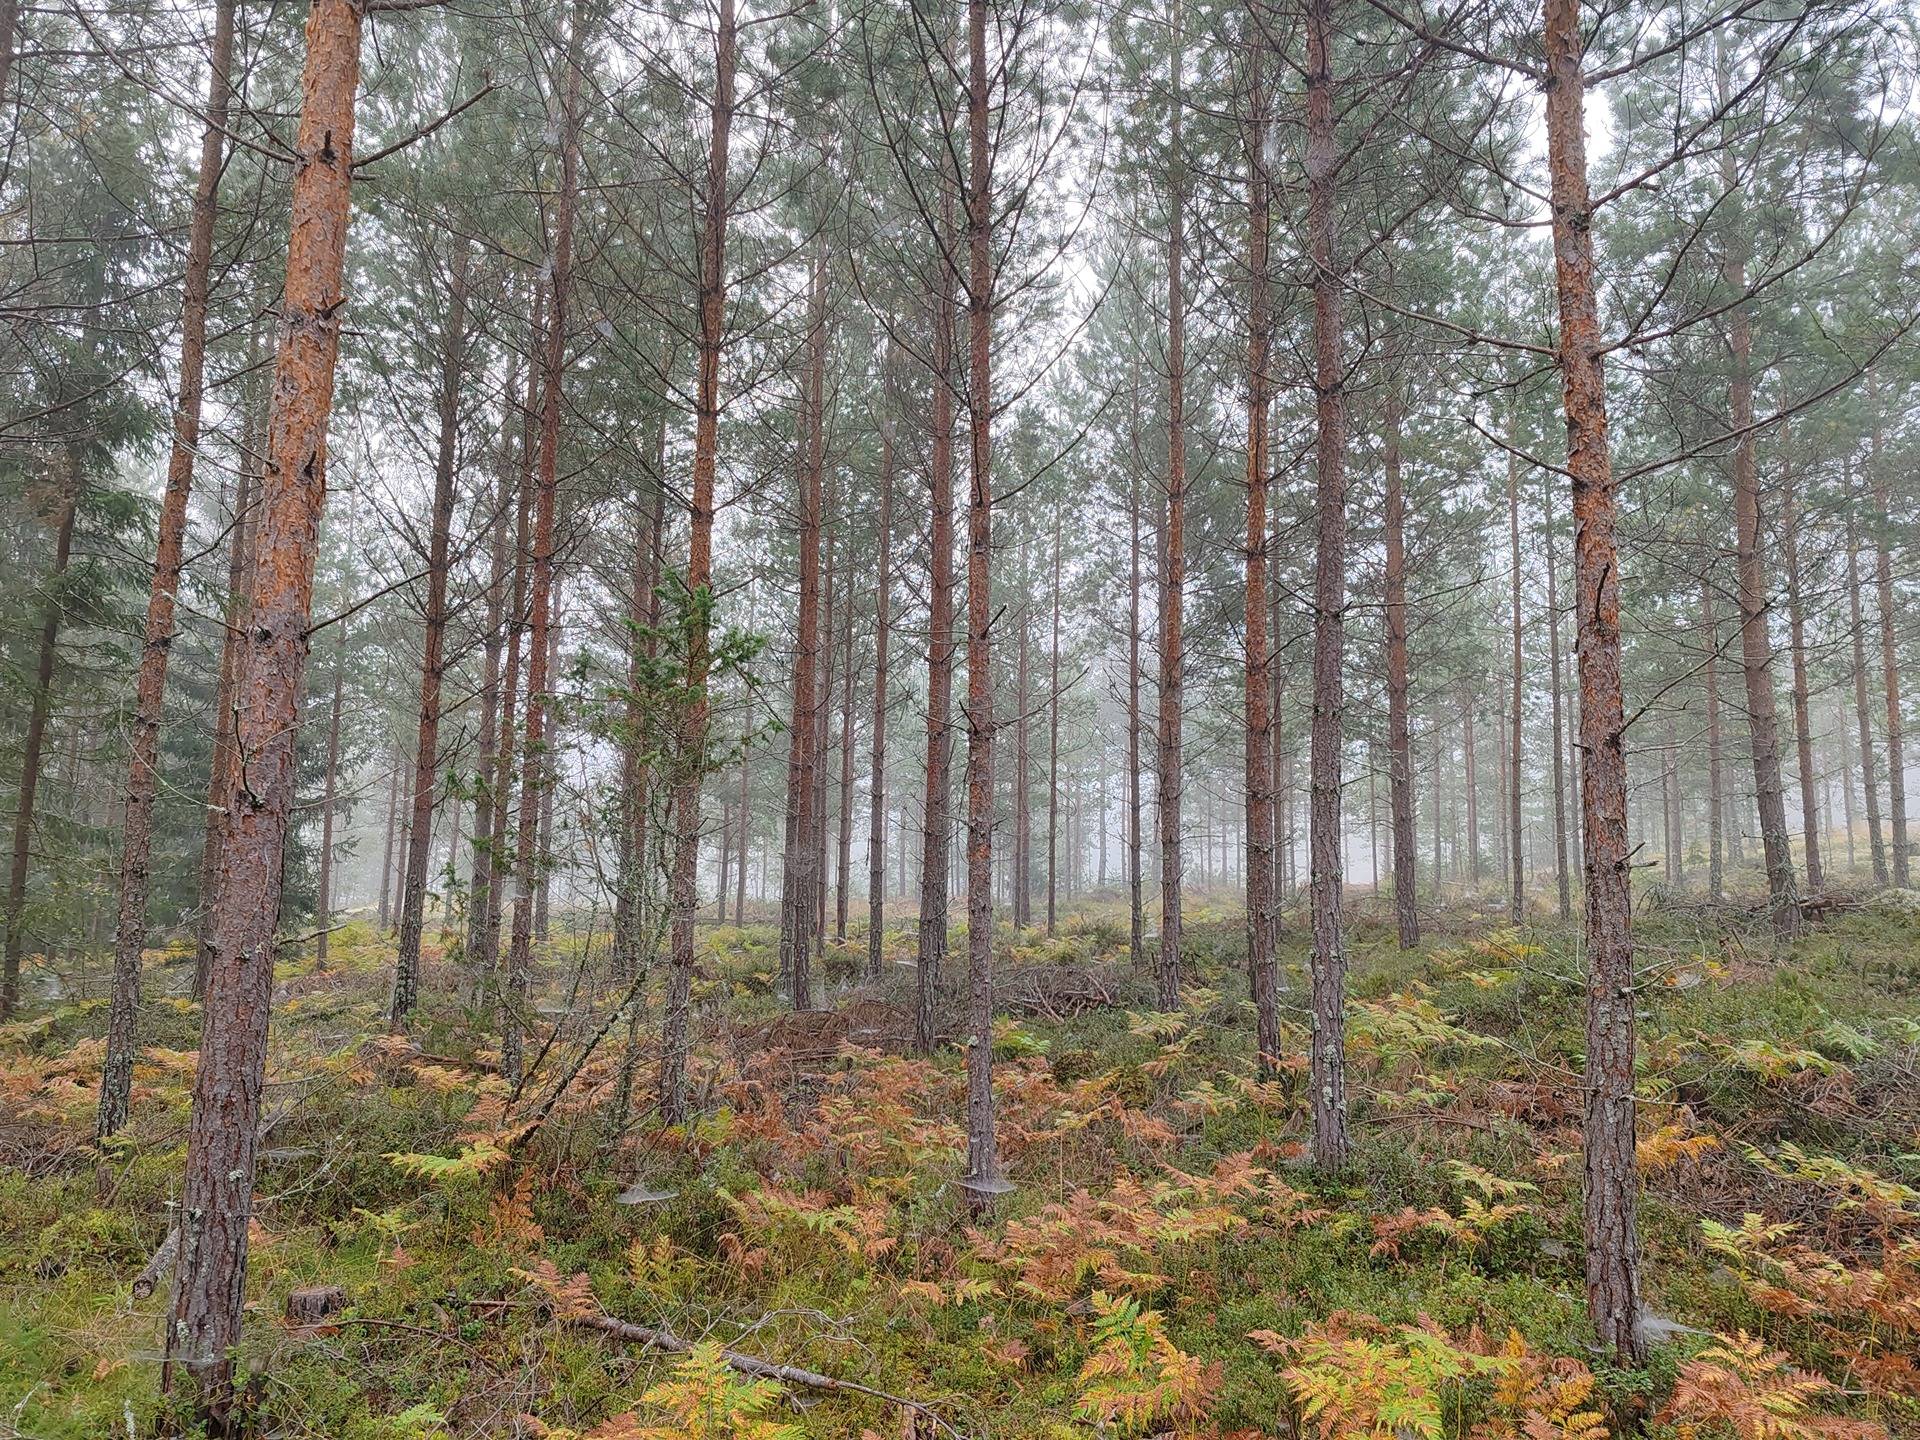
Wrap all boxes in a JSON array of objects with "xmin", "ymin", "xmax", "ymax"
[
  {"xmin": 130, "ymin": 1226, "xmax": 179, "ymax": 1300},
  {"xmin": 554, "ymin": 1304, "xmax": 969, "ymax": 1440}
]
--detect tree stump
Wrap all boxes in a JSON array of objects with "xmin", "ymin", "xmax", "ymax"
[{"xmin": 284, "ymin": 1284, "xmax": 347, "ymax": 1331}]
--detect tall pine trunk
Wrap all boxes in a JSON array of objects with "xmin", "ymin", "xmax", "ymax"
[
  {"xmin": 467, "ymin": 362, "xmax": 518, "ymax": 993},
  {"xmin": 194, "ymin": 353, "xmax": 263, "ymax": 997},
  {"xmin": 1304, "ymin": 0, "xmax": 1350, "ymax": 1170},
  {"xmin": 165, "ymin": 0, "xmax": 364, "ymax": 1415},
  {"xmin": 1508, "ymin": 428, "xmax": 1525, "ymax": 920},
  {"xmin": 866, "ymin": 421, "xmax": 895, "ymax": 978},
  {"xmin": 1545, "ymin": 471, "xmax": 1572, "ymax": 917},
  {"xmin": 1046, "ymin": 508, "xmax": 1063, "ymax": 935},
  {"xmin": 393, "ymin": 243, "xmax": 471, "ymax": 1026},
  {"xmin": 1703, "ymin": 582, "xmax": 1725, "ymax": 900},
  {"xmin": 1, "ymin": 456, "xmax": 79, "ymax": 1020},
  {"xmin": 834, "ymin": 578, "xmax": 855, "ymax": 944},
  {"xmin": 1780, "ymin": 471, "xmax": 1823, "ymax": 893},
  {"xmin": 1383, "ymin": 389, "xmax": 1418, "ymax": 947},
  {"xmin": 961, "ymin": 0, "xmax": 1005, "ymax": 1205},
  {"xmin": 314, "ymin": 633, "xmax": 347, "ymax": 964},
  {"xmin": 660, "ymin": 0, "xmax": 735, "ymax": 1122},
  {"xmin": 915, "ymin": 179, "xmax": 958, "ymax": 1053},
  {"xmin": 1542, "ymin": 0, "xmax": 1644, "ymax": 1364},
  {"xmin": 1155, "ymin": 18, "xmax": 1187, "ymax": 1011},
  {"xmin": 1244, "ymin": 25, "xmax": 1280, "ymax": 1062},
  {"xmin": 98, "ymin": 0, "xmax": 236, "ymax": 1124},
  {"xmin": 778, "ymin": 247, "xmax": 827, "ymax": 1009},
  {"xmin": 504, "ymin": 15, "xmax": 582, "ymax": 1084},
  {"xmin": 1846, "ymin": 510, "xmax": 1889, "ymax": 885},
  {"xmin": 1871, "ymin": 409, "xmax": 1909, "ymax": 886},
  {"xmin": 1126, "ymin": 460, "xmax": 1145, "ymax": 973}
]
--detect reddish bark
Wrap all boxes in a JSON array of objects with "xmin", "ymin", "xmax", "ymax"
[
  {"xmin": 393, "ymin": 244, "xmax": 471, "ymax": 1027},
  {"xmin": 659, "ymin": 0, "xmax": 736, "ymax": 1121},
  {"xmin": 1304, "ymin": 0, "xmax": 1349, "ymax": 1171},
  {"xmin": 164, "ymin": 0, "xmax": 365, "ymax": 1417},
  {"xmin": 98, "ymin": 0, "xmax": 237, "ymax": 1130},
  {"xmin": 1541, "ymin": 0, "xmax": 1645, "ymax": 1364}
]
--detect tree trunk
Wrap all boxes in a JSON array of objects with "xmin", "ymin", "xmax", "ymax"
[
  {"xmin": 1703, "ymin": 582, "xmax": 1725, "ymax": 901},
  {"xmin": 779, "ymin": 247, "xmax": 827, "ymax": 1010},
  {"xmin": 1725, "ymin": 215, "xmax": 1799, "ymax": 934},
  {"xmin": 835, "ymin": 569, "xmax": 855, "ymax": 945},
  {"xmin": 961, "ymin": 0, "xmax": 1004, "ymax": 1205},
  {"xmin": 1155, "ymin": 19, "xmax": 1187, "ymax": 1012},
  {"xmin": 393, "ymin": 243, "xmax": 471, "ymax": 1027},
  {"xmin": 1383, "ymin": 388, "xmax": 1418, "ymax": 948},
  {"xmin": 866, "ymin": 420, "xmax": 895, "ymax": 977},
  {"xmin": 1463, "ymin": 700, "xmax": 1480, "ymax": 883},
  {"xmin": 1871, "ymin": 408, "xmax": 1909, "ymax": 887},
  {"xmin": 812, "ymin": 534, "xmax": 833, "ymax": 969},
  {"xmin": 1846, "ymin": 510, "xmax": 1888, "ymax": 885},
  {"xmin": 1665, "ymin": 716, "xmax": 1683, "ymax": 886},
  {"xmin": 314, "ymin": 633, "xmax": 347, "ymax": 965},
  {"xmin": 1304, "ymin": 0, "xmax": 1349, "ymax": 1171},
  {"xmin": 194, "ymin": 355, "xmax": 263, "ymax": 998},
  {"xmin": 379, "ymin": 753, "xmax": 399, "ymax": 931},
  {"xmin": 1014, "ymin": 547, "xmax": 1033, "ymax": 930},
  {"xmin": 1508, "ymin": 427, "xmax": 1525, "ymax": 920},
  {"xmin": 1, "ymin": 454, "xmax": 79, "ymax": 1020},
  {"xmin": 915, "ymin": 176, "xmax": 958, "ymax": 1054},
  {"xmin": 98, "ymin": 0, "xmax": 236, "ymax": 1122},
  {"xmin": 658, "ymin": 0, "xmax": 735, "ymax": 1122},
  {"xmin": 1046, "ymin": 506, "xmax": 1063, "ymax": 935},
  {"xmin": 1545, "ymin": 470, "xmax": 1572, "ymax": 918},
  {"xmin": 1780, "ymin": 471, "xmax": 1823, "ymax": 894},
  {"xmin": 1244, "ymin": 27, "xmax": 1280, "ymax": 1064},
  {"xmin": 164, "ymin": 0, "xmax": 365, "ymax": 1417},
  {"xmin": 504, "ymin": 13, "xmax": 583, "ymax": 1084},
  {"xmin": 1541, "ymin": 0, "xmax": 1645, "ymax": 1365},
  {"xmin": 480, "ymin": 335, "xmax": 539, "ymax": 998},
  {"xmin": 734, "ymin": 747, "xmax": 750, "ymax": 925},
  {"xmin": 535, "ymin": 596, "xmax": 561, "ymax": 942},
  {"xmin": 1126, "ymin": 456, "xmax": 1145, "ymax": 974},
  {"xmin": 468, "ymin": 361, "xmax": 519, "ymax": 993}
]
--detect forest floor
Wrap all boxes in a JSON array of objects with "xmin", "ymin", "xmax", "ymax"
[{"xmin": 3, "ymin": 885, "xmax": 1919, "ymax": 1440}]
